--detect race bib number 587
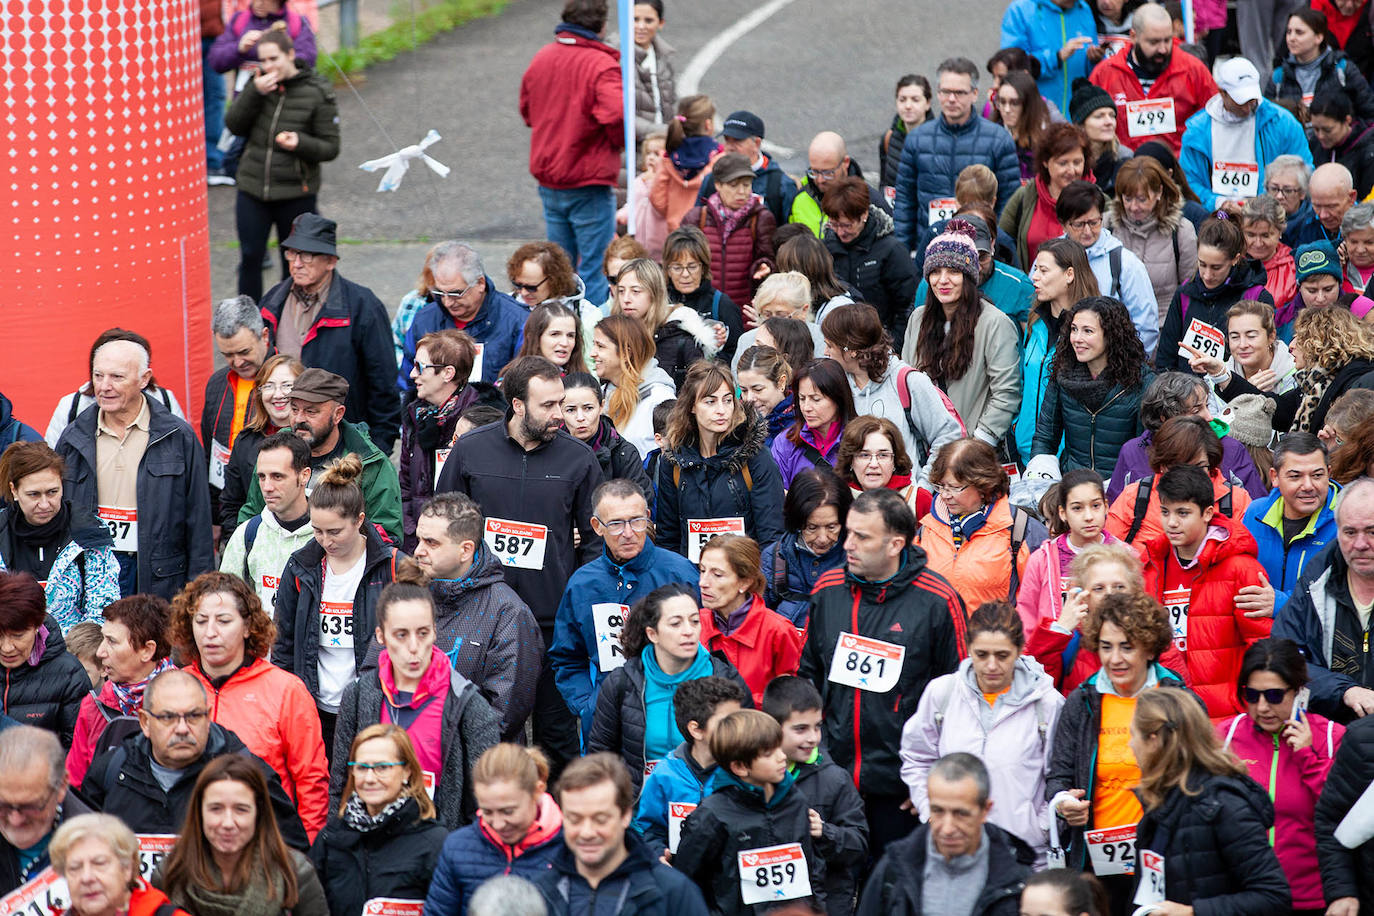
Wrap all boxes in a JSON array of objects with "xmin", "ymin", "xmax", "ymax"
[{"xmin": 483, "ymin": 518, "xmax": 548, "ymax": 570}]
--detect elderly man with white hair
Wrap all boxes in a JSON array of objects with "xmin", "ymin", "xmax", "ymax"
[
  {"xmin": 1310, "ymin": 162, "xmax": 1359, "ymax": 243},
  {"xmin": 0, "ymin": 726, "xmax": 92, "ymax": 897},
  {"xmin": 203, "ymin": 296, "xmax": 273, "ymax": 536},
  {"xmin": 54, "ymin": 338, "xmax": 212, "ymax": 599}
]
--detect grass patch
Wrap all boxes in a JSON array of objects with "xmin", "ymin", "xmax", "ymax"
[{"xmin": 321, "ymin": 0, "xmax": 508, "ymax": 78}]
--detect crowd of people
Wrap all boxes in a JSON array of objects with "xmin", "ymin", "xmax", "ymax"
[{"xmin": 20, "ymin": 0, "xmax": 1374, "ymax": 914}]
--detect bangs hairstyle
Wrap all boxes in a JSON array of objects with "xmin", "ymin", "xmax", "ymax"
[
  {"xmin": 613, "ymin": 259, "xmax": 672, "ymax": 332},
  {"xmin": 836, "ymin": 415, "xmax": 913, "ymax": 487},
  {"xmin": 1111, "ymin": 157, "xmax": 1180, "ymax": 224},
  {"xmin": 338, "ymin": 724, "xmax": 436, "ymax": 819},
  {"xmin": 665, "ymin": 361, "xmax": 746, "ymax": 449},
  {"xmin": 787, "ymin": 359, "xmax": 856, "ymax": 445},
  {"xmin": 1082, "ymin": 590, "xmax": 1172, "ymax": 661},
  {"xmin": 782, "ymin": 466, "xmax": 853, "ymax": 534},
  {"xmin": 1149, "ymin": 415, "xmax": 1222, "ymax": 473},
  {"xmin": 820, "ymin": 303, "xmax": 893, "ymax": 382},
  {"xmin": 1034, "ymin": 122, "xmax": 1091, "ymax": 187},
  {"xmin": 662, "ymin": 226, "xmax": 713, "ymax": 286},
  {"xmin": 596, "ymin": 314, "xmax": 657, "ymax": 432},
  {"xmin": 928, "ymin": 437, "xmax": 1009, "ymax": 502},
  {"xmin": 1051, "ymin": 296, "xmax": 1148, "ymax": 391},
  {"xmin": 700, "ymin": 534, "xmax": 766, "ymax": 597},
  {"xmin": 1133, "ymin": 686, "xmax": 1245, "ymax": 810},
  {"xmin": 49, "ymin": 814, "xmax": 139, "ymax": 882},
  {"xmin": 710, "ymin": 709, "xmax": 783, "ymax": 770},
  {"xmin": 102, "ymin": 594, "xmax": 172, "ymax": 661},
  {"xmin": 417, "ymin": 328, "xmax": 477, "ymax": 387},
  {"xmin": 0, "ymin": 441, "xmax": 64, "ymax": 495},
  {"xmin": 0, "ymin": 572, "xmax": 46, "ymax": 633},
  {"xmin": 245, "ymin": 353, "xmax": 306, "ymax": 434},
  {"xmin": 992, "ymin": 70, "xmax": 1050, "ymax": 150},
  {"xmin": 506, "ymin": 241, "xmax": 577, "ymax": 300},
  {"xmin": 517, "ymin": 301, "xmax": 587, "ymax": 370},
  {"xmin": 169, "ymin": 571, "xmax": 276, "ymax": 664},
  {"xmin": 761, "ymin": 674, "xmax": 823, "ymax": 723}
]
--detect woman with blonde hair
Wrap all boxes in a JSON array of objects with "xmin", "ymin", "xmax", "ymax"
[
  {"xmin": 1129, "ymin": 686, "xmax": 1291, "ymax": 915},
  {"xmin": 219, "ymin": 353, "xmax": 305, "ymax": 532},
  {"xmin": 1105, "ymin": 156, "xmax": 1198, "ymax": 326},
  {"xmin": 614, "ymin": 257, "xmax": 717, "ymax": 389},
  {"xmin": 592, "ymin": 314, "xmax": 675, "ymax": 457},
  {"xmin": 308, "ymin": 725, "xmax": 447, "ymax": 916}
]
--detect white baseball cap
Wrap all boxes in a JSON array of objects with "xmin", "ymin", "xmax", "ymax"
[{"xmin": 1215, "ymin": 57, "xmax": 1262, "ymax": 105}]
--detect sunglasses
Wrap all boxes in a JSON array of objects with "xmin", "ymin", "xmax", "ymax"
[{"xmin": 1243, "ymin": 687, "xmax": 1291, "ymax": 705}]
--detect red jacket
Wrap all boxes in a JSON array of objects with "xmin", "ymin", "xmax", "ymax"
[
  {"xmin": 1138, "ymin": 513, "xmax": 1273, "ymax": 718},
  {"xmin": 1090, "ymin": 41, "xmax": 1219, "ymax": 153},
  {"xmin": 681, "ymin": 196, "xmax": 777, "ymax": 307},
  {"xmin": 518, "ymin": 26, "xmax": 624, "ymax": 189},
  {"xmin": 66, "ymin": 682, "xmax": 122, "ymax": 789},
  {"xmin": 698, "ymin": 594, "xmax": 802, "ymax": 704}
]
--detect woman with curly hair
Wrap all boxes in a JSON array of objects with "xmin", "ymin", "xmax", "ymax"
[
  {"xmin": 170, "ymin": 571, "xmax": 331, "ymax": 839},
  {"xmin": 1194, "ymin": 303, "xmax": 1374, "ymax": 432},
  {"xmin": 1032, "ymin": 296, "xmax": 1155, "ymax": 479},
  {"xmin": 506, "ymin": 241, "xmax": 579, "ymax": 309},
  {"xmin": 1044, "ymin": 590, "xmax": 1186, "ymax": 914}
]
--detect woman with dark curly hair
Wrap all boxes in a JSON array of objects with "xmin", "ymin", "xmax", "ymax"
[
  {"xmin": 836, "ymin": 415, "xmax": 917, "ymax": 505},
  {"xmin": 170, "ymin": 571, "xmax": 330, "ymax": 839},
  {"xmin": 1044, "ymin": 590, "xmax": 1186, "ymax": 914},
  {"xmin": 1032, "ymin": 296, "xmax": 1155, "ymax": 479}
]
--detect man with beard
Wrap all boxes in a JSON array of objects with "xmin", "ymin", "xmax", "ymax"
[
  {"xmin": 1090, "ymin": 2, "xmax": 1218, "ymax": 154},
  {"xmin": 235, "ymin": 369, "xmax": 402, "ymax": 544},
  {"xmin": 436, "ymin": 356, "xmax": 602, "ymax": 776}
]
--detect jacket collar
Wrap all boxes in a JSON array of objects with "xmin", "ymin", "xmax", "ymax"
[{"xmin": 1258, "ymin": 482, "xmax": 1339, "ymax": 539}]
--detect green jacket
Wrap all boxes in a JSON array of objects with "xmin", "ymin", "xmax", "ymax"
[
  {"xmin": 788, "ymin": 180, "xmax": 826, "ymax": 237},
  {"xmin": 225, "ymin": 63, "xmax": 340, "ymax": 202},
  {"xmin": 237, "ymin": 421, "xmax": 403, "ymax": 544},
  {"xmin": 998, "ymin": 178, "xmax": 1041, "ymax": 272}
]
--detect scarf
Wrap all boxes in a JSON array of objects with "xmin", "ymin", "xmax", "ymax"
[
  {"xmin": 342, "ymin": 793, "xmax": 409, "ymax": 832},
  {"xmin": 110, "ymin": 657, "xmax": 175, "ymax": 716},
  {"xmin": 765, "ymin": 396, "xmax": 795, "ymax": 441},
  {"xmin": 182, "ymin": 862, "xmax": 289, "ymax": 916},
  {"xmin": 1026, "ymin": 179, "xmax": 1063, "ymax": 264},
  {"xmin": 707, "ymin": 193, "xmax": 757, "ymax": 239},
  {"xmin": 934, "ymin": 499, "xmax": 990, "ymax": 549},
  {"xmin": 1057, "ymin": 360, "xmax": 1115, "ymax": 413},
  {"xmin": 415, "ymin": 387, "xmax": 466, "ymax": 451},
  {"xmin": 1294, "ymin": 365, "xmax": 1333, "ymax": 432}
]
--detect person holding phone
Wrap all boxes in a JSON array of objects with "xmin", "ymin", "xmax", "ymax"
[{"xmin": 1217, "ymin": 638, "xmax": 1343, "ymax": 916}]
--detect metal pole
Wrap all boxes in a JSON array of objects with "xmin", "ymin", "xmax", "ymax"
[
  {"xmin": 340, "ymin": 0, "xmax": 360, "ymax": 49},
  {"xmin": 1182, "ymin": 0, "xmax": 1194, "ymax": 45},
  {"xmin": 620, "ymin": 0, "xmax": 636, "ymax": 236}
]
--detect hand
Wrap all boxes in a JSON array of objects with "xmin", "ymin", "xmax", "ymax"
[
  {"xmin": 1340, "ymin": 240, "xmax": 1351, "ymax": 271},
  {"xmin": 1152, "ymin": 905, "xmax": 1195, "ymax": 916},
  {"xmin": 238, "ymin": 29, "xmax": 263, "ymax": 53},
  {"xmin": 1179, "ymin": 341, "xmax": 1225, "ymax": 379},
  {"xmin": 1086, "ymin": 43, "xmax": 1107, "ymax": 63},
  {"xmin": 899, "ymin": 797, "xmax": 918, "ymax": 817},
  {"xmin": 752, "ymin": 263, "xmax": 771, "ymax": 281},
  {"xmin": 252, "ymin": 69, "xmax": 280, "ymax": 95},
  {"xmin": 275, "ymin": 131, "xmax": 299, "ymax": 151},
  {"xmin": 1220, "ymin": 198, "xmax": 1247, "ymax": 216},
  {"xmin": 660, "ymin": 849, "xmax": 673, "ymax": 866},
  {"xmin": 1345, "ymin": 686, "xmax": 1374, "ymax": 717},
  {"xmin": 742, "ymin": 300, "xmax": 760, "ymax": 328},
  {"xmin": 1059, "ymin": 35, "xmax": 1094, "ymax": 61},
  {"xmin": 1056, "ymin": 587, "xmax": 1089, "ymax": 634},
  {"xmin": 712, "ymin": 324, "xmax": 728, "ymax": 348},
  {"xmin": 808, "ymin": 808, "xmax": 823, "ymax": 837},
  {"xmin": 1057, "ymin": 789, "xmax": 1090, "ymax": 827},
  {"xmin": 1235, "ymin": 573, "xmax": 1274, "ymax": 618},
  {"xmin": 1327, "ymin": 897, "xmax": 1359, "ymax": 916},
  {"xmin": 1283, "ymin": 712, "xmax": 1313, "ymax": 751},
  {"xmin": 1247, "ymin": 367, "xmax": 1280, "ymax": 392}
]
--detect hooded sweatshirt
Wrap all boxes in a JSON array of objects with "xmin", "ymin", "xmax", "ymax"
[
  {"xmin": 378, "ymin": 645, "xmax": 452, "ymax": 786},
  {"xmin": 1156, "ymin": 257, "xmax": 1274, "ymax": 373},
  {"xmin": 606, "ymin": 360, "xmax": 676, "ymax": 457},
  {"xmin": 1083, "ymin": 227, "xmax": 1161, "ymax": 358}
]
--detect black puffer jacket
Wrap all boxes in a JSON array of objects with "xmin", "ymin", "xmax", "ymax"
[
  {"xmin": 1157, "ymin": 258, "xmax": 1274, "ymax": 373},
  {"xmin": 1317, "ymin": 714, "xmax": 1374, "ymax": 909},
  {"xmin": 823, "ymin": 205, "xmax": 918, "ymax": 337},
  {"xmin": 656, "ymin": 407, "xmax": 785, "ymax": 557},
  {"xmin": 1314, "ymin": 119, "xmax": 1374, "ymax": 199},
  {"xmin": 1032, "ymin": 364, "xmax": 1155, "ymax": 479},
  {"xmin": 308, "ymin": 797, "xmax": 447, "ymax": 916},
  {"xmin": 1265, "ymin": 48, "xmax": 1374, "ymax": 121},
  {"xmin": 855, "ymin": 822, "xmax": 1032, "ymax": 916},
  {"xmin": 652, "ymin": 309, "xmax": 712, "ymax": 392},
  {"xmin": 224, "ymin": 63, "xmax": 341, "ymax": 201},
  {"xmin": 586, "ymin": 416, "xmax": 653, "ymax": 505},
  {"xmin": 1133, "ymin": 772, "xmax": 1291, "ymax": 915},
  {"xmin": 218, "ymin": 427, "xmax": 267, "ymax": 535},
  {"xmin": 1, "ymin": 618, "xmax": 88, "ymax": 745},
  {"xmin": 585, "ymin": 653, "xmax": 751, "ymax": 791}
]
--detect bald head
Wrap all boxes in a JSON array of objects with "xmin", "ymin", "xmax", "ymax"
[
  {"xmin": 1131, "ymin": 1, "xmax": 1170, "ymax": 31},
  {"xmin": 808, "ymin": 131, "xmax": 850, "ymax": 192},
  {"xmin": 91, "ymin": 339, "xmax": 153, "ymax": 418},
  {"xmin": 144, "ymin": 668, "xmax": 206, "ymax": 711},
  {"xmin": 1312, "ymin": 163, "xmax": 1355, "ymax": 196},
  {"xmin": 1311, "ymin": 163, "xmax": 1356, "ymax": 232}
]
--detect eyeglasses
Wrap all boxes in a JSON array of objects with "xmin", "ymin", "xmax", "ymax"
[
  {"xmin": 259, "ymin": 382, "xmax": 294, "ymax": 395},
  {"xmin": 145, "ymin": 709, "xmax": 210, "ymax": 726},
  {"xmin": 806, "ymin": 167, "xmax": 841, "ymax": 180},
  {"xmin": 829, "ymin": 217, "xmax": 864, "ymax": 233},
  {"xmin": 937, "ymin": 87, "xmax": 974, "ymax": 98},
  {"xmin": 934, "ymin": 483, "xmax": 970, "ymax": 498},
  {"xmin": 1067, "ymin": 217, "xmax": 1103, "ymax": 231},
  {"xmin": 348, "ymin": 761, "xmax": 405, "ymax": 774},
  {"xmin": 282, "ymin": 249, "xmax": 319, "ymax": 263},
  {"xmin": 595, "ymin": 516, "xmax": 650, "ymax": 535},
  {"xmin": 667, "ymin": 262, "xmax": 703, "ymax": 276},
  {"xmin": 857, "ymin": 450, "xmax": 895, "ymax": 464},
  {"xmin": 1243, "ymin": 686, "xmax": 1292, "ymax": 705},
  {"xmin": 413, "ymin": 360, "xmax": 448, "ymax": 375},
  {"xmin": 510, "ymin": 278, "xmax": 546, "ymax": 294},
  {"xmin": 0, "ymin": 785, "xmax": 58, "ymax": 819},
  {"xmin": 1264, "ymin": 184, "xmax": 1302, "ymax": 197},
  {"xmin": 430, "ymin": 280, "xmax": 479, "ymax": 304}
]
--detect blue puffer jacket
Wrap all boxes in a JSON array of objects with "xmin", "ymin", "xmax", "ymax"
[
  {"xmin": 399, "ymin": 277, "xmax": 527, "ymax": 387},
  {"xmin": 1032, "ymin": 366, "xmax": 1154, "ymax": 478},
  {"xmin": 893, "ymin": 114, "xmax": 1021, "ymax": 252},
  {"xmin": 549, "ymin": 539, "xmax": 700, "ymax": 736},
  {"xmin": 999, "ymin": 0, "xmax": 1098, "ymax": 115},
  {"xmin": 1243, "ymin": 483, "xmax": 1339, "ymax": 615},
  {"xmin": 760, "ymin": 533, "xmax": 846, "ymax": 628},
  {"xmin": 423, "ymin": 793, "xmax": 563, "ymax": 916},
  {"xmin": 1180, "ymin": 98, "xmax": 1312, "ymax": 211},
  {"xmin": 633, "ymin": 742, "xmax": 715, "ymax": 853}
]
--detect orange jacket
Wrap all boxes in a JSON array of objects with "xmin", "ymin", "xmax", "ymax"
[
  {"xmin": 650, "ymin": 149, "xmax": 721, "ymax": 231},
  {"xmin": 1106, "ymin": 470, "xmax": 1251, "ymax": 547},
  {"xmin": 914, "ymin": 499, "xmax": 1033, "ymax": 611},
  {"xmin": 697, "ymin": 594, "xmax": 802, "ymax": 705},
  {"xmin": 187, "ymin": 657, "xmax": 329, "ymax": 839}
]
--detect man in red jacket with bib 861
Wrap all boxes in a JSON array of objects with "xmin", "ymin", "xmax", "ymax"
[
  {"xmin": 1139, "ymin": 465, "xmax": 1273, "ymax": 718},
  {"xmin": 518, "ymin": 0, "xmax": 623, "ymax": 306}
]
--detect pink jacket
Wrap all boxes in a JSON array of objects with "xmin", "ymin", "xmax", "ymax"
[
  {"xmin": 1014, "ymin": 534, "xmax": 1121, "ymax": 636},
  {"xmin": 1192, "ymin": 0, "xmax": 1226, "ymax": 31},
  {"xmin": 1218, "ymin": 711, "xmax": 1344, "ymax": 909}
]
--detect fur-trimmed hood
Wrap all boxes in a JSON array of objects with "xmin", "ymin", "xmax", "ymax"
[
  {"xmin": 1106, "ymin": 196, "xmax": 1184, "ymax": 236},
  {"xmin": 659, "ymin": 404, "xmax": 769, "ymax": 472},
  {"xmin": 661, "ymin": 304, "xmax": 722, "ymax": 359}
]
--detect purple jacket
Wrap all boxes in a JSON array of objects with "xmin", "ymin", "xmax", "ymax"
[
  {"xmin": 1107, "ymin": 429, "xmax": 1267, "ymax": 502},
  {"xmin": 769, "ymin": 426, "xmax": 840, "ymax": 489},
  {"xmin": 208, "ymin": 6, "xmax": 317, "ymax": 72}
]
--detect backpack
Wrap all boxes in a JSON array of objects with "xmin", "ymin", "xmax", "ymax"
[
  {"xmin": 1123, "ymin": 474, "xmax": 1234, "ymax": 544},
  {"xmin": 709, "ymin": 289, "xmax": 721, "ymax": 321},
  {"xmin": 0, "ymin": 420, "xmax": 20, "ymax": 450},
  {"xmin": 89, "ymin": 695, "xmax": 143, "ymax": 763},
  {"xmin": 67, "ymin": 387, "xmax": 171, "ymax": 425},
  {"xmin": 1107, "ymin": 247, "xmax": 1123, "ymax": 299},
  {"xmin": 930, "ymin": 672, "xmax": 1054, "ymax": 745},
  {"xmin": 914, "ymin": 505, "xmax": 1035, "ymax": 601},
  {"xmin": 895, "ymin": 366, "xmax": 967, "ymax": 466},
  {"xmin": 241, "ymin": 514, "xmax": 264, "ymax": 582},
  {"xmin": 1271, "ymin": 59, "xmax": 1347, "ymax": 92}
]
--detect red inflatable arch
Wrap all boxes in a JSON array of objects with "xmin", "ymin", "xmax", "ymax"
[{"xmin": 1, "ymin": 0, "xmax": 213, "ymax": 430}]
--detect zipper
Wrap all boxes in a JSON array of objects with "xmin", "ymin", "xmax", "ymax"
[
  {"xmin": 1268, "ymin": 734, "xmax": 1279, "ymax": 846},
  {"xmin": 850, "ymin": 588, "xmax": 863, "ymax": 790},
  {"xmin": 262, "ymin": 91, "xmax": 287, "ymax": 201},
  {"xmin": 1086, "ymin": 388, "xmax": 1125, "ymax": 471}
]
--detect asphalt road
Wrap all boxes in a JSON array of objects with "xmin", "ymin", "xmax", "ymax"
[{"xmin": 209, "ymin": 0, "xmax": 1010, "ymax": 306}]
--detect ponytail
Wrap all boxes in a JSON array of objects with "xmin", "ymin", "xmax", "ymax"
[{"xmin": 665, "ymin": 94, "xmax": 716, "ymax": 152}]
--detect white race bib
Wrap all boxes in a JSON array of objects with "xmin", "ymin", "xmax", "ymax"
[
  {"xmin": 1125, "ymin": 98, "xmax": 1176, "ymax": 138},
  {"xmin": 422, "ymin": 770, "xmax": 437, "ymax": 800},
  {"xmin": 319, "ymin": 600, "xmax": 355, "ymax": 649},
  {"xmin": 1211, "ymin": 160, "xmax": 1257, "ymax": 198},
  {"xmin": 827, "ymin": 632, "xmax": 905, "ymax": 693},
  {"xmin": 261, "ymin": 573, "xmax": 281, "ymax": 607},
  {"xmin": 1163, "ymin": 586, "xmax": 1189, "ymax": 651},
  {"xmin": 434, "ymin": 447, "xmax": 451, "ymax": 483},
  {"xmin": 469, "ymin": 343, "xmax": 484, "ymax": 382},
  {"xmin": 362, "ymin": 899, "xmax": 425, "ymax": 916},
  {"xmin": 1001, "ymin": 462, "xmax": 1022, "ymax": 485},
  {"xmin": 1086, "ymin": 824, "xmax": 1137, "ymax": 876},
  {"xmin": 137, "ymin": 834, "xmax": 178, "ymax": 881},
  {"xmin": 209, "ymin": 439, "xmax": 230, "ymax": 490},
  {"xmin": 928, "ymin": 197, "xmax": 959, "ymax": 225},
  {"xmin": 484, "ymin": 518, "xmax": 548, "ymax": 570},
  {"xmin": 1134, "ymin": 849, "xmax": 1166, "ymax": 906},
  {"xmin": 686, "ymin": 517, "xmax": 746, "ymax": 564},
  {"xmin": 668, "ymin": 801, "xmax": 697, "ymax": 854},
  {"xmin": 1182, "ymin": 317, "xmax": 1225, "ymax": 361},
  {"xmin": 0, "ymin": 867, "xmax": 68, "ymax": 916},
  {"xmin": 98, "ymin": 505, "xmax": 138, "ymax": 552},
  {"xmin": 591, "ymin": 603, "xmax": 629, "ymax": 672},
  {"xmin": 738, "ymin": 843, "xmax": 812, "ymax": 906}
]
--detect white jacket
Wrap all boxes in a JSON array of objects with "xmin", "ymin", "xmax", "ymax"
[
  {"xmin": 606, "ymin": 360, "xmax": 676, "ymax": 457},
  {"xmin": 899, "ymin": 656, "xmax": 1064, "ymax": 864}
]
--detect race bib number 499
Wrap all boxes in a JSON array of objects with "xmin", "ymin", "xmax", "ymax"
[
  {"xmin": 737, "ymin": 843, "xmax": 812, "ymax": 906},
  {"xmin": 1125, "ymin": 98, "xmax": 1176, "ymax": 137}
]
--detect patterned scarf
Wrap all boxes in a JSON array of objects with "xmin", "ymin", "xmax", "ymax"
[
  {"xmin": 707, "ymin": 192, "xmax": 758, "ymax": 240},
  {"xmin": 415, "ymin": 387, "xmax": 467, "ymax": 451},
  {"xmin": 1293, "ymin": 365, "xmax": 1333, "ymax": 433},
  {"xmin": 934, "ymin": 499, "xmax": 990, "ymax": 549},
  {"xmin": 110, "ymin": 657, "xmax": 175, "ymax": 716},
  {"xmin": 342, "ymin": 793, "xmax": 410, "ymax": 832}
]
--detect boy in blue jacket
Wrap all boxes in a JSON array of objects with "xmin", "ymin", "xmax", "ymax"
[
  {"xmin": 634, "ymin": 675, "xmax": 748, "ymax": 855},
  {"xmin": 763, "ymin": 676, "xmax": 869, "ymax": 916}
]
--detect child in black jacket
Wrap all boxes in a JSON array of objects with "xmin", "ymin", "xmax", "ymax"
[{"xmin": 673, "ymin": 709, "xmax": 824, "ymax": 916}]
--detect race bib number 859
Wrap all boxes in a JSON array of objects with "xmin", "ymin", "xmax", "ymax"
[{"xmin": 737, "ymin": 843, "xmax": 812, "ymax": 906}]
